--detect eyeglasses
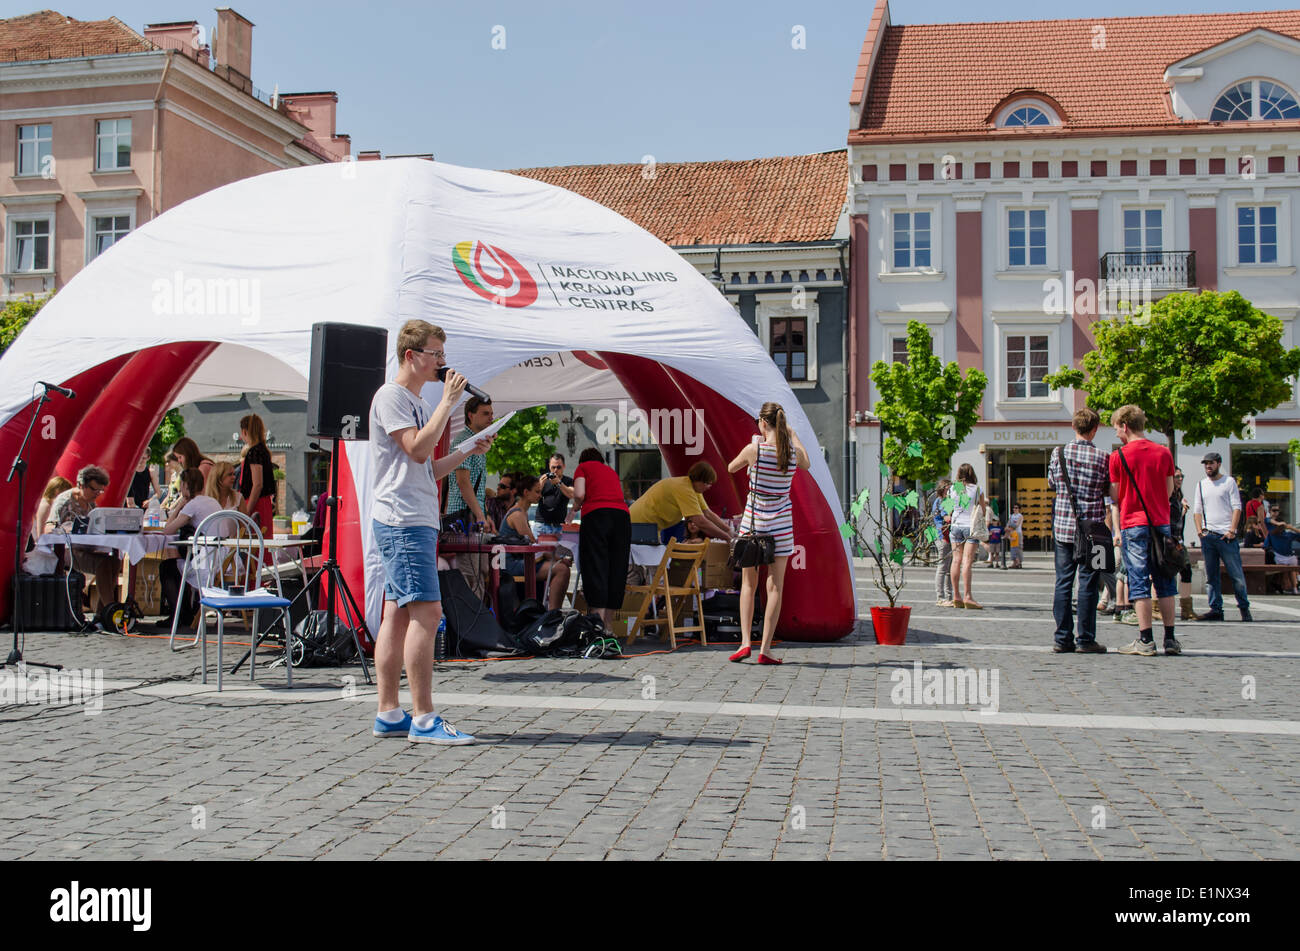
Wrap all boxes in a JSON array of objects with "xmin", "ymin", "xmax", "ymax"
[
  {"xmin": 84, "ymin": 483, "xmax": 105, "ymax": 494},
  {"xmin": 411, "ymin": 348, "xmax": 445, "ymax": 359},
  {"xmin": 549, "ymin": 465, "xmax": 563, "ymax": 471}
]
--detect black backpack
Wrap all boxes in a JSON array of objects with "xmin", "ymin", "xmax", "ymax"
[{"xmin": 292, "ymin": 610, "xmax": 359, "ymax": 667}]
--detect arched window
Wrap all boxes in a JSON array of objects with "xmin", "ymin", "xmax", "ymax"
[
  {"xmin": 1003, "ymin": 106, "xmax": 1052, "ymax": 127},
  {"xmin": 1212, "ymin": 79, "xmax": 1300, "ymax": 120}
]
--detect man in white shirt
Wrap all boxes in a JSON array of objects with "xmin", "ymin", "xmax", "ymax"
[
  {"xmin": 1190, "ymin": 451, "xmax": 1251, "ymax": 622},
  {"xmin": 369, "ymin": 319, "xmax": 493, "ymax": 744}
]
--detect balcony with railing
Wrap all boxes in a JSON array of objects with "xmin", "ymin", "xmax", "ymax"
[{"xmin": 1099, "ymin": 250, "xmax": 1197, "ymax": 292}]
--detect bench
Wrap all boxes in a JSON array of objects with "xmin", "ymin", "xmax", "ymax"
[{"xmin": 1189, "ymin": 547, "xmax": 1293, "ymax": 595}]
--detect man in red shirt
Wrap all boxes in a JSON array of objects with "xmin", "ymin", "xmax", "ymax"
[{"xmin": 1108, "ymin": 405, "xmax": 1179, "ymax": 656}]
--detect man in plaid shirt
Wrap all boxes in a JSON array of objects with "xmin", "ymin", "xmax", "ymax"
[{"xmin": 1047, "ymin": 408, "xmax": 1112, "ymax": 653}]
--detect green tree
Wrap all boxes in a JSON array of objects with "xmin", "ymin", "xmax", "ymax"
[
  {"xmin": 485, "ymin": 405, "xmax": 557, "ymax": 477},
  {"xmin": 1290, "ymin": 438, "xmax": 1300, "ymax": 469},
  {"xmin": 0, "ymin": 292, "xmax": 52, "ymax": 356},
  {"xmin": 1044, "ymin": 291, "xmax": 1300, "ymax": 460},
  {"xmin": 148, "ymin": 408, "xmax": 186, "ymax": 465},
  {"xmin": 870, "ymin": 320, "xmax": 988, "ymax": 484}
]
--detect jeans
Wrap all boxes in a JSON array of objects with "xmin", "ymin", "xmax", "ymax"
[
  {"xmin": 935, "ymin": 537, "xmax": 953, "ymax": 601},
  {"xmin": 1119, "ymin": 525, "xmax": 1178, "ymax": 601},
  {"xmin": 1201, "ymin": 532, "xmax": 1250, "ymax": 614},
  {"xmin": 1053, "ymin": 539, "xmax": 1100, "ymax": 647},
  {"xmin": 372, "ymin": 521, "xmax": 441, "ymax": 606}
]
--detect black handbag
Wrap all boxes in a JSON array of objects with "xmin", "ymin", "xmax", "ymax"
[
  {"xmin": 1116, "ymin": 445, "xmax": 1189, "ymax": 581},
  {"xmin": 727, "ymin": 485, "xmax": 776, "ymax": 569},
  {"xmin": 1055, "ymin": 444, "xmax": 1115, "ymax": 573}
]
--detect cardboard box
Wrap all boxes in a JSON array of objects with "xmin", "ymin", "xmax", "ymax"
[
  {"xmin": 703, "ymin": 540, "xmax": 735, "ymax": 590},
  {"xmin": 132, "ymin": 552, "xmax": 165, "ymax": 615}
]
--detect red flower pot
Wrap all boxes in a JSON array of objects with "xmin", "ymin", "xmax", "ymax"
[{"xmin": 870, "ymin": 605, "xmax": 911, "ymax": 645}]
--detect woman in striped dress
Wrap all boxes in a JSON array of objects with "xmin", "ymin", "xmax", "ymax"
[{"xmin": 725, "ymin": 402, "xmax": 811, "ymax": 665}]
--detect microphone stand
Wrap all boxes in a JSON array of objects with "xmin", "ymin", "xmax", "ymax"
[{"xmin": 5, "ymin": 386, "xmax": 63, "ymax": 670}]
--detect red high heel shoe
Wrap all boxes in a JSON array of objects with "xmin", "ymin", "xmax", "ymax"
[
  {"xmin": 756, "ymin": 653, "xmax": 783, "ymax": 665},
  {"xmin": 729, "ymin": 646, "xmax": 751, "ymax": 662}
]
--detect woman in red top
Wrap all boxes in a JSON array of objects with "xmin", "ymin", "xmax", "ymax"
[{"xmin": 572, "ymin": 447, "xmax": 631, "ymax": 630}]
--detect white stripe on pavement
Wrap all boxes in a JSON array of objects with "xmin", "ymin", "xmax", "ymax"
[{"xmin": 126, "ymin": 683, "xmax": 1300, "ymax": 737}]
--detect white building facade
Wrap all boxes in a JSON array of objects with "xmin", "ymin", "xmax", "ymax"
[{"xmin": 847, "ymin": 3, "xmax": 1300, "ymax": 545}]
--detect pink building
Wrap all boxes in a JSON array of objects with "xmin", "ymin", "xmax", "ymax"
[{"xmin": 1, "ymin": 8, "xmax": 350, "ymax": 300}]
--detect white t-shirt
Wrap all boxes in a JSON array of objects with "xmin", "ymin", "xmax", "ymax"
[
  {"xmin": 182, "ymin": 495, "xmax": 231, "ymax": 536},
  {"xmin": 950, "ymin": 481, "xmax": 982, "ymax": 530},
  {"xmin": 370, "ymin": 381, "xmax": 440, "ymax": 529},
  {"xmin": 1191, "ymin": 475, "xmax": 1242, "ymax": 534}
]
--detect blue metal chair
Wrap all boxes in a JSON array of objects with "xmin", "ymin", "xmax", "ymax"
[{"xmin": 181, "ymin": 509, "xmax": 295, "ymax": 691}]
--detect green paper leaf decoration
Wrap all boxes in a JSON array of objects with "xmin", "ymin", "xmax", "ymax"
[
  {"xmin": 890, "ymin": 548, "xmax": 906, "ymax": 565},
  {"xmin": 906, "ymin": 440, "xmax": 923, "ymax": 458},
  {"xmin": 839, "ymin": 523, "xmax": 854, "ymax": 539},
  {"xmin": 900, "ymin": 536, "xmax": 914, "ymax": 553},
  {"xmin": 904, "ymin": 490, "xmax": 919, "ymax": 507},
  {"xmin": 923, "ymin": 525, "xmax": 938, "ymax": 544},
  {"xmin": 941, "ymin": 497, "xmax": 957, "ymax": 515},
  {"xmin": 879, "ymin": 462, "xmax": 892, "ymax": 479},
  {"xmin": 850, "ymin": 499, "xmax": 864, "ymax": 519}
]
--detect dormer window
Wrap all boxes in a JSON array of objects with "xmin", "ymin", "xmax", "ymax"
[
  {"xmin": 1004, "ymin": 106, "xmax": 1050, "ymax": 127},
  {"xmin": 994, "ymin": 97, "xmax": 1060, "ymax": 129},
  {"xmin": 1211, "ymin": 80, "xmax": 1300, "ymax": 121}
]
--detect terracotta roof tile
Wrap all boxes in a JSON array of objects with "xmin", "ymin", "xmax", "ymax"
[
  {"xmin": 509, "ymin": 151, "xmax": 847, "ymax": 246},
  {"xmin": 0, "ymin": 9, "xmax": 152, "ymax": 62},
  {"xmin": 852, "ymin": 10, "xmax": 1300, "ymax": 142}
]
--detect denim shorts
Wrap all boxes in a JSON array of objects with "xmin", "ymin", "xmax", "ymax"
[
  {"xmin": 372, "ymin": 521, "xmax": 441, "ymax": 607},
  {"xmin": 950, "ymin": 525, "xmax": 974, "ymax": 546},
  {"xmin": 1120, "ymin": 525, "xmax": 1177, "ymax": 601}
]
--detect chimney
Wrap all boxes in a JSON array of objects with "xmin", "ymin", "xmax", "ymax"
[
  {"xmin": 357, "ymin": 150, "xmax": 382, "ymax": 162},
  {"xmin": 213, "ymin": 8, "xmax": 254, "ymax": 93},
  {"xmin": 281, "ymin": 92, "xmax": 351, "ymax": 161},
  {"xmin": 144, "ymin": 21, "xmax": 209, "ymax": 66}
]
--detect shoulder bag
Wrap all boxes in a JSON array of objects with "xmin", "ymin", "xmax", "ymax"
[
  {"xmin": 443, "ymin": 465, "xmax": 485, "ymax": 531},
  {"xmin": 1116, "ymin": 445, "xmax": 1189, "ymax": 580},
  {"xmin": 728, "ymin": 461, "xmax": 776, "ymax": 569},
  {"xmin": 1056, "ymin": 444, "xmax": 1115, "ymax": 573}
]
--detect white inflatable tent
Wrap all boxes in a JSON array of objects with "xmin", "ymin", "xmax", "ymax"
[{"xmin": 0, "ymin": 160, "xmax": 856, "ymax": 639}]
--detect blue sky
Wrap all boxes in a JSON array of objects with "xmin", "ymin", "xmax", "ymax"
[{"xmin": 36, "ymin": 0, "xmax": 1284, "ymax": 169}]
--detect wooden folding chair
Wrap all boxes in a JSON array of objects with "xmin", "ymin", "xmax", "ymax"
[{"xmin": 624, "ymin": 540, "xmax": 708, "ymax": 649}]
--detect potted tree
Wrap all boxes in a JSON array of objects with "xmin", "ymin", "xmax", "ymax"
[{"xmin": 842, "ymin": 486, "xmax": 935, "ymax": 644}]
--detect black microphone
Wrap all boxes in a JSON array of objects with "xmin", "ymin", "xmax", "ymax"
[
  {"xmin": 39, "ymin": 381, "xmax": 75, "ymax": 399},
  {"xmin": 436, "ymin": 367, "xmax": 490, "ymax": 401}
]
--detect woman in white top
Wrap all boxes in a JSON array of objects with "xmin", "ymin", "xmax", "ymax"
[{"xmin": 947, "ymin": 463, "xmax": 985, "ymax": 609}]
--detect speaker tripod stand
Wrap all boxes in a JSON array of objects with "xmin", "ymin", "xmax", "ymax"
[
  {"xmin": 5, "ymin": 384, "xmax": 63, "ymax": 671},
  {"xmin": 231, "ymin": 437, "xmax": 371, "ymax": 682}
]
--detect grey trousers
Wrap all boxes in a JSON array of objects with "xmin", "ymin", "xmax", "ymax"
[{"xmin": 935, "ymin": 538, "xmax": 953, "ymax": 601}]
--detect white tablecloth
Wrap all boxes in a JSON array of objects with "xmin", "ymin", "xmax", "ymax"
[{"xmin": 35, "ymin": 532, "xmax": 176, "ymax": 565}]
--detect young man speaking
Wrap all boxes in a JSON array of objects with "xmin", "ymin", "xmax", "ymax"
[{"xmin": 369, "ymin": 320, "xmax": 492, "ymax": 744}]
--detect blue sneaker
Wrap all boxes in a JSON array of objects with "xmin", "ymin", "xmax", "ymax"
[
  {"xmin": 372, "ymin": 711, "xmax": 412, "ymax": 738},
  {"xmin": 408, "ymin": 715, "xmax": 475, "ymax": 746}
]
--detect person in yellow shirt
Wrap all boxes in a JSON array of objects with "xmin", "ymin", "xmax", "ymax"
[{"xmin": 629, "ymin": 461, "xmax": 732, "ymax": 543}]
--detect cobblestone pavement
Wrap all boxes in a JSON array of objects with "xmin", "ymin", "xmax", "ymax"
[{"xmin": 1, "ymin": 554, "xmax": 1296, "ymax": 860}]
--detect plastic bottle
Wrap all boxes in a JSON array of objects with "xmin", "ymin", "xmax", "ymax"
[
  {"xmin": 291, "ymin": 509, "xmax": 310, "ymax": 535},
  {"xmin": 435, "ymin": 615, "xmax": 448, "ymax": 661},
  {"xmin": 145, "ymin": 497, "xmax": 162, "ymax": 528}
]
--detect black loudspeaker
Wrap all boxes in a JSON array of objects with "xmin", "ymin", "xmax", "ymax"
[
  {"xmin": 306, "ymin": 322, "xmax": 388, "ymax": 440},
  {"xmin": 14, "ymin": 572, "xmax": 85, "ymax": 631},
  {"xmin": 437, "ymin": 570, "xmax": 519, "ymax": 657}
]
